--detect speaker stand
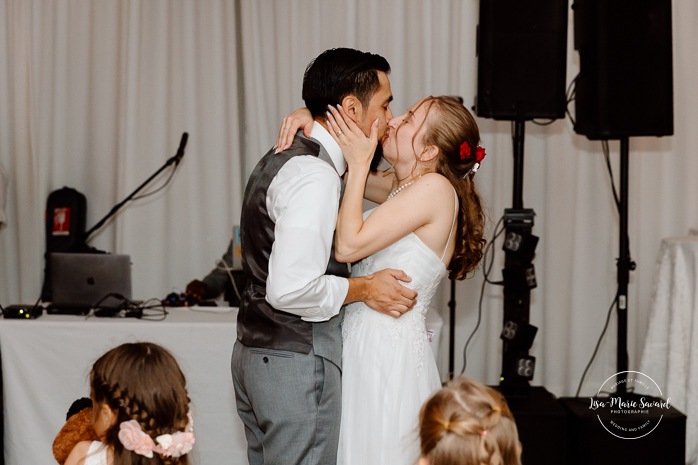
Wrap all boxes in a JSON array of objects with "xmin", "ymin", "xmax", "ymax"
[
  {"xmin": 499, "ymin": 119, "xmax": 539, "ymax": 397},
  {"xmin": 512, "ymin": 120, "xmax": 525, "ymax": 210},
  {"xmin": 614, "ymin": 137, "xmax": 634, "ymax": 390}
]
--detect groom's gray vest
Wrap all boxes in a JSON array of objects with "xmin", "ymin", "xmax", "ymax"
[{"xmin": 237, "ymin": 134, "xmax": 349, "ymax": 367}]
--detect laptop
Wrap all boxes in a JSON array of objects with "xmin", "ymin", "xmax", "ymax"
[{"xmin": 48, "ymin": 253, "xmax": 132, "ymax": 314}]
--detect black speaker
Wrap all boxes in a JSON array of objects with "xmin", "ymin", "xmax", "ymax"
[
  {"xmin": 560, "ymin": 396, "xmax": 685, "ymax": 465},
  {"xmin": 501, "ymin": 386, "xmax": 568, "ymax": 465},
  {"xmin": 476, "ymin": 0, "xmax": 569, "ymax": 120},
  {"xmin": 573, "ymin": 0, "xmax": 673, "ymax": 139}
]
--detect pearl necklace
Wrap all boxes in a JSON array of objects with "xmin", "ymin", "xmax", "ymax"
[{"xmin": 387, "ymin": 180, "xmax": 416, "ymax": 200}]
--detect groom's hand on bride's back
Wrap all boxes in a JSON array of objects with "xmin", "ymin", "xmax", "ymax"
[{"xmin": 345, "ymin": 269, "xmax": 417, "ymax": 319}]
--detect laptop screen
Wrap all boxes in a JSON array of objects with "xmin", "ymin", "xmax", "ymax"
[{"xmin": 49, "ymin": 253, "xmax": 132, "ymax": 309}]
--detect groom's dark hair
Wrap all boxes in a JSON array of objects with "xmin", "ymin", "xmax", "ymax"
[{"xmin": 302, "ymin": 48, "xmax": 391, "ymax": 118}]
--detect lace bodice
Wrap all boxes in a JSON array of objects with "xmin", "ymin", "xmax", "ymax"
[
  {"xmin": 338, "ymin": 222, "xmax": 447, "ymax": 465},
  {"xmin": 342, "ymin": 227, "xmax": 448, "ymax": 372}
]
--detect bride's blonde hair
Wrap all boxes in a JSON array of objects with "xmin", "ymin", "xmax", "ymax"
[{"xmin": 405, "ymin": 96, "xmax": 487, "ymax": 279}]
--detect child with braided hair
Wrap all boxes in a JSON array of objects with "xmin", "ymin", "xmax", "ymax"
[
  {"xmin": 65, "ymin": 342, "xmax": 195, "ymax": 465},
  {"xmin": 418, "ymin": 376, "xmax": 522, "ymax": 465}
]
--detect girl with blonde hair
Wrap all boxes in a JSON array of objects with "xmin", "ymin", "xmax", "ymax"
[{"xmin": 419, "ymin": 376, "xmax": 522, "ymax": 465}]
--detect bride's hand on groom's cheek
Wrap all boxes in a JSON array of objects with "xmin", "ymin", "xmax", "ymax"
[
  {"xmin": 276, "ymin": 108, "xmax": 313, "ymax": 151},
  {"xmin": 325, "ymin": 105, "xmax": 377, "ymax": 170}
]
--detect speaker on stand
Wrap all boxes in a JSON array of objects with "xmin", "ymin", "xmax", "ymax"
[
  {"xmin": 571, "ymin": 0, "xmax": 673, "ymax": 392},
  {"xmin": 476, "ymin": 0, "xmax": 568, "ymax": 395},
  {"xmin": 475, "ymin": 1, "xmax": 570, "ymax": 463},
  {"xmin": 561, "ymin": 2, "xmax": 684, "ymax": 463}
]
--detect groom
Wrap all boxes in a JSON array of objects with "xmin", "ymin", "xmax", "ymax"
[{"xmin": 231, "ymin": 48, "xmax": 417, "ymax": 465}]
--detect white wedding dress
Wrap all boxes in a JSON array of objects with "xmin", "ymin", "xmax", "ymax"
[{"xmin": 338, "ymin": 208, "xmax": 450, "ymax": 465}]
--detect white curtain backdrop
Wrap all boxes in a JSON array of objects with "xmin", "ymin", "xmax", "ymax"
[{"xmin": 2, "ymin": 0, "xmax": 698, "ymax": 400}]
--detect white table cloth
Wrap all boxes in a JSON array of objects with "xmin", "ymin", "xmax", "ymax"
[
  {"xmin": 639, "ymin": 236, "xmax": 698, "ymax": 465},
  {"xmin": 1, "ymin": 305, "xmax": 444, "ymax": 465},
  {"xmin": 0, "ymin": 307, "xmax": 247, "ymax": 465}
]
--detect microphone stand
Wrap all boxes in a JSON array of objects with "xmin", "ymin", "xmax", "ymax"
[{"xmin": 81, "ymin": 133, "xmax": 188, "ymax": 247}]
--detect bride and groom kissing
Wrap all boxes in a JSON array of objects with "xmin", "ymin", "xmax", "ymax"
[{"xmin": 231, "ymin": 47, "xmax": 486, "ymax": 465}]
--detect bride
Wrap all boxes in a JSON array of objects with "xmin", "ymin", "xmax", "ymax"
[{"xmin": 282, "ymin": 95, "xmax": 487, "ymax": 465}]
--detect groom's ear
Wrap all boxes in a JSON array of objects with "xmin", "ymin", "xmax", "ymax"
[{"xmin": 340, "ymin": 95, "xmax": 362, "ymax": 123}]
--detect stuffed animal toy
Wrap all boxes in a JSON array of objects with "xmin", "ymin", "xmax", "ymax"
[{"xmin": 52, "ymin": 398, "xmax": 99, "ymax": 465}]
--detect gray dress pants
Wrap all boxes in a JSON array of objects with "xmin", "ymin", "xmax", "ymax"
[{"xmin": 232, "ymin": 339, "xmax": 341, "ymax": 465}]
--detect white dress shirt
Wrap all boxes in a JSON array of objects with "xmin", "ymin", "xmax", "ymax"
[{"xmin": 265, "ymin": 122, "xmax": 349, "ymax": 322}]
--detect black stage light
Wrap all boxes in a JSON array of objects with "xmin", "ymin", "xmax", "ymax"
[
  {"xmin": 503, "ymin": 230, "xmax": 539, "ymax": 262},
  {"xmin": 501, "ymin": 320, "xmax": 538, "ymax": 350},
  {"xmin": 516, "ymin": 355, "xmax": 536, "ymax": 379},
  {"xmin": 502, "ymin": 265, "xmax": 538, "ymax": 290}
]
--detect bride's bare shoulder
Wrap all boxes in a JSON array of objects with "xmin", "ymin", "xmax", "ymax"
[{"xmin": 415, "ymin": 172, "xmax": 453, "ymax": 194}]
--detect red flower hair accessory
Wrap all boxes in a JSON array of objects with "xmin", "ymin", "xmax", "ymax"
[
  {"xmin": 459, "ymin": 141, "xmax": 470, "ymax": 160},
  {"xmin": 459, "ymin": 141, "xmax": 487, "ymax": 164}
]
